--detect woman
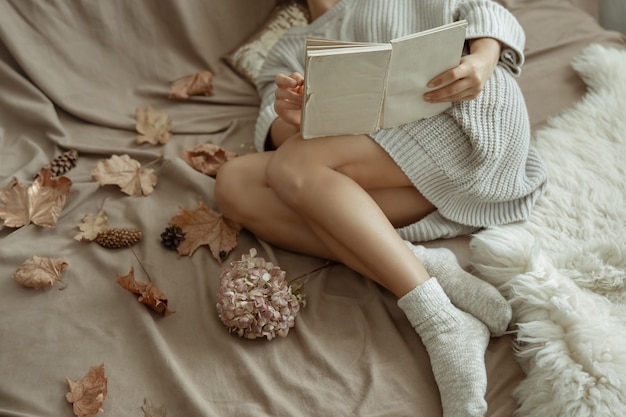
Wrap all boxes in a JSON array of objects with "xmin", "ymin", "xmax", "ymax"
[{"xmin": 216, "ymin": 1, "xmax": 546, "ymax": 415}]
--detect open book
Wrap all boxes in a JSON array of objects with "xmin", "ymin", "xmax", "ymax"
[{"xmin": 301, "ymin": 20, "xmax": 467, "ymax": 139}]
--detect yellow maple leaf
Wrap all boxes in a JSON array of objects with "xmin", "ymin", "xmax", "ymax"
[
  {"xmin": 135, "ymin": 105, "xmax": 172, "ymax": 145},
  {"xmin": 91, "ymin": 154, "xmax": 157, "ymax": 196},
  {"xmin": 0, "ymin": 168, "xmax": 72, "ymax": 228},
  {"xmin": 168, "ymin": 201, "xmax": 241, "ymax": 262}
]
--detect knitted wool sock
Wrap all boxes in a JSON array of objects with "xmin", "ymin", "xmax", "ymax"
[
  {"xmin": 398, "ymin": 278, "xmax": 490, "ymax": 417},
  {"xmin": 404, "ymin": 241, "xmax": 511, "ymax": 336}
]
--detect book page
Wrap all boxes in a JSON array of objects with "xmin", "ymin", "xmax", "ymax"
[
  {"xmin": 306, "ymin": 37, "xmax": 385, "ymax": 50},
  {"xmin": 381, "ymin": 21, "xmax": 467, "ymax": 128},
  {"xmin": 302, "ymin": 46, "xmax": 391, "ymax": 139}
]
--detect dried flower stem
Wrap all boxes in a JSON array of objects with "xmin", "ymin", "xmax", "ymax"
[
  {"xmin": 287, "ymin": 260, "xmax": 335, "ymax": 286},
  {"xmin": 130, "ymin": 247, "xmax": 153, "ymax": 283},
  {"xmin": 142, "ymin": 155, "xmax": 166, "ymax": 174}
]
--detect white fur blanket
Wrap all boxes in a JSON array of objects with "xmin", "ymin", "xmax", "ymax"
[{"xmin": 470, "ymin": 44, "xmax": 626, "ymax": 417}]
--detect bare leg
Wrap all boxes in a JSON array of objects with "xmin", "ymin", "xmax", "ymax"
[
  {"xmin": 264, "ymin": 135, "xmax": 433, "ymax": 296},
  {"xmin": 216, "ymin": 139, "xmax": 510, "ymax": 334},
  {"xmin": 217, "ymin": 134, "xmax": 435, "ymax": 297},
  {"xmin": 215, "ymin": 134, "xmax": 491, "ymax": 416},
  {"xmin": 217, "ymin": 152, "xmax": 430, "ymax": 258}
]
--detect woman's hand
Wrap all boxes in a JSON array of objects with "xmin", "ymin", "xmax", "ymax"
[
  {"xmin": 274, "ymin": 72, "xmax": 304, "ymax": 127},
  {"xmin": 424, "ymin": 37, "xmax": 502, "ymax": 103},
  {"xmin": 268, "ymin": 72, "xmax": 305, "ymax": 149}
]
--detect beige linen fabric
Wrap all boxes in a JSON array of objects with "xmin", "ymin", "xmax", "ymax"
[{"xmin": 0, "ymin": 1, "xmax": 623, "ymax": 416}]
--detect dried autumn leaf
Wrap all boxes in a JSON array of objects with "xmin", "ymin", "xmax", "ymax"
[
  {"xmin": 135, "ymin": 105, "xmax": 172, "ymax": 145},
  {"xmin": 74, "ymin": 210, "xmax": 109, "ymax": 242},
  {"xmin": 91, "ymin": 154, "xmax": 157, "ymax": 196},
  {"xmin": 13, "ymin": 256, "xmax": 68, "ymax": 289},
  {"xmin": 169, "ymin": 70, "xmax": 214, "ymax": 100},
  {"xmin": 182, "ymin": 143, "xmax": 237, "ymax": 177},
  {"xmin": 117, "ymin": 267, "xmax": 174, "ymax": 316},
  {"xmin": 0, "ymin": 168, "xmax": 72, "ymax": 228},
  {"xmin": 65, "ymin": 364, "xmax": 108, "ymax": 417},
  {"xmin": 142, "ymin": 398, "xmax": 167, "ymax": 417},
  {"xmin": 168, "ymin": 201, "xmax": 241, "ymax": 262}
]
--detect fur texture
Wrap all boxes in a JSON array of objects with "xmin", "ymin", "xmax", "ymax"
[{"xmin": 470, "ymin": 44, "xmax": 626, "ymax": 417}]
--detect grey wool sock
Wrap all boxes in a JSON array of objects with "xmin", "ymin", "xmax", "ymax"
[
  {"xmin": 398, "ymin": 278, "xmax": 490, "ymax": 417},
  {"xmin": 404, "ymin": 241, "xmax": 511, "ymax": 336}
]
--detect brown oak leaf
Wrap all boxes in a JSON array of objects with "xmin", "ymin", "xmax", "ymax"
[
  {"xmin": 13, "ymin": 256, "xmax": 68, "ymax": 289},
  {"xmin": 168, "ymin": 201, "xmax": 241, "ymax": 262},
  {"xmin": 135, "ymin": 105, "xmax": 172, "ymax": 145},
  {"xmin": 65, "ymin": 364, "xmax": 108, "ymax": 417},
  {"xmin": 169, "ymin": 70, "xmax": 214, "ymax": 100},
  {"xmin": 0, "ymin": 168, "xmax": 72, "ymax": 228},
  {"xmin": 117, "ymin": 267, "xmax": 175, "ymax": 316},
  {"xmin": 74, "ymin": 210, "xmax": 109, "ymax": 242},
  {"xmin": 142, "ymin": 398, "xmax": 167, "ymax": 417},
  {"xmin": 182, "ymin": 143, "xmax": 237, "ymax": 177},
  {"xmin": 91, "ymin": 154, "xmax": 157, "ymax": 196}
]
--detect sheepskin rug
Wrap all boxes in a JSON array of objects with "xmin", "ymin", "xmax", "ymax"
[{"xmin": 470, "ymin": 44, "xmax": 626, "ymax": 417}]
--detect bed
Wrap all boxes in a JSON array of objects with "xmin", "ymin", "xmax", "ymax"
[{"xmin": 1, "ymin": 1, "xmax": 624, "ymax": 416}]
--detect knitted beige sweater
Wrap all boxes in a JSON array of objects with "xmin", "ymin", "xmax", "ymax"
[{"xmin": 254, "ymin": 0, "xmax": 547, "ymax": 242}]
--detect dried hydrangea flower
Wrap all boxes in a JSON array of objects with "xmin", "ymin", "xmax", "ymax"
[{"xmin": 216, "ymin": 248, "xmax": 304, "ymax": 340}]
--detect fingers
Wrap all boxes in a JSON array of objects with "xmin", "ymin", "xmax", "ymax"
[
  {"xmin": 274, "ymin": 94, "xmax": 302, "ymax": 126},
  {"xmin": 274, "ymin": 72, "xmax": 304, "ymax": 127},
  {"xmin": 275, "ymin": 73, "xmax": 304, "ymax": 104},
  {"xmin": 424, "ymin": 56, "xmax": 490, "ymax": 103},
  {"xmin": 275, "ymin": 86, "xmax": 302, "ymax": 105},
  {"xmin": 290, "ymin": 72, "xmax": 304, "ymax": 84},
  {"xmin": 424, "ymin": 78, "xmax": 483, "ymax": 103},
  {"xmin": 275, "ymin": 72, "xmax": 304, "ymax": 89},
  {"xmin": 426, "ymin": 66, "xmax": 460, "ymax": 90}
]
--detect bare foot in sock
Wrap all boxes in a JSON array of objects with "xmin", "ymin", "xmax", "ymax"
[
  {"xmin": 404, "ymin": 241, "xmax": 511, "ymax": 336},
  {"xmin": 398, "ymin": 278, "xmax": 490, "ymax": 417}
]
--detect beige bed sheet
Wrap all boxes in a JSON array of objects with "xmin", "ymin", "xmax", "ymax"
[{"xmin": 0, "ymin": 1, "xmax": 624, "ymax": 416}]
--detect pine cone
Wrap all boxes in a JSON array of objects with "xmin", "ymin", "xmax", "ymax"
[
  {"xmin": 41, "ymin": 149, "xmax": 79, "ymax": 177},
  {"xmin": 160, "ymin": 225, "xmax": 185, "ymax": 251},
  {"xmin": 95, "ymin": 227, "xmax": 142, "ymax": 249}
]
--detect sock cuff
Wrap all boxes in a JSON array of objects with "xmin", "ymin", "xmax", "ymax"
[
  {"xmin": 403, "ymin": 240, "xmax": 426, "ymax": 257},
  {"xmin": 397, "ymin": 278, "xmax": 450, "ymax": 328}
]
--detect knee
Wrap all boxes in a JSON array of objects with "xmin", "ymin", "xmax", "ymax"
[
  {"xmin": 265, "ymin": 151, "xmax": 308, "ymax": 206},
  {"xmin": 214, "ymin": 158, "xmax": 247, "ymax": 221}
]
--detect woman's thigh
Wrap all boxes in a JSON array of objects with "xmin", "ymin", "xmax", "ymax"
[
  {"xmin": 271, "ymin": 134, "xmax": 415, "ymax": 190},
  {"xmin": 267, "ymin": 136, "xmax": 435, "ymax": 227}
]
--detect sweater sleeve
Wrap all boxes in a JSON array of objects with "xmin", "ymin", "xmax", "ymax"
[
  {"xmin": 453, "ymin": 0, "xmax": 526, "ymax": 76},
  {"xmin": 254, "ymin": 34, "xmax": 307, "ymax": 152}
]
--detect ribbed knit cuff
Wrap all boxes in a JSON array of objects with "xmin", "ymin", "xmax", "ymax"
[
  {"xmin": 397, "ymin": 278, "xmax": 449, "ymax": 328},
  {"xmin": 254, "ymin": 104, "xmax": 278, "ymax": 152},
  {"xmin": 457, "ymin": 0, "xmax": 526, "ymax": 75},
  {"xmin": 396, "ymin": 211, "xmax": 479, "ymax": 243}
]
